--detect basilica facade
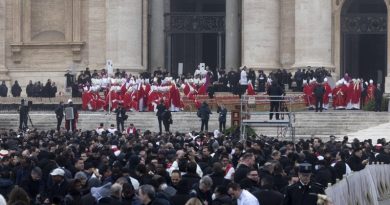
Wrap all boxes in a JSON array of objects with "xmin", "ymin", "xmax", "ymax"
[{"xmin": 0, "ymin": 0, "xmax": 389, "ymax": 93}]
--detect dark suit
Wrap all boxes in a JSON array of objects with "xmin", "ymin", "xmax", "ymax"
[
  {"xmin": 254, "ymin": 187, "xmax": 283, "ymax": 205},
  {"xmin": 283, "ymin": 181, "xmax": 324, "ymax": 205},
  {"xmin": 115, "ymin": 107, "xmax": 126, "ymax": 132},
  {"xmin": 55, "ymin": 104, "xmax": 64, "ymax": 131},
  {"xmin": 156, "ymin": 103, "xmax": 166, "ymax": 134}
]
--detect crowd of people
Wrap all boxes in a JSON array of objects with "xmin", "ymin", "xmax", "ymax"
[
  {"xmin": 0, "ymin": 80, "xmax": 58, "ymax": 98},
  {"xmin": 302, "ymin": 74, "xmax": 384, "ymax": 112},
  {"xmin": 0, "ymin": 120, "xmax": 388, "ymax": 205}
]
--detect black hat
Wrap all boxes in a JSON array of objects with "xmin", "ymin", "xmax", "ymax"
[{"xmin": 298, "ymin": 163, "xmax": 312, "ymax": 173}]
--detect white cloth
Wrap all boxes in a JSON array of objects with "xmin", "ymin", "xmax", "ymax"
[
  {"xmin": 237, "ymin": 189, "xmax": 259, "ymax": 205},
  {"xmin": 240, "ymin": 70, "xmax": 248, "ymax": 85},
  {"xmin": 224, "ymin": 167, "xmax": 235, "ymax": 180},
  {"xmin": 96, "ymin": 128, "xmax": 105, "ymax": 135},
  {"xmin": 107, "ymin": 128, "xmax": 117, "ymax": 134},
  {"xmin": 167, "ymin": 160, "xmax": 203, "ymax": 177}
]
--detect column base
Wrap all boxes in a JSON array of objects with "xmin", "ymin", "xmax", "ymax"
[
  {"xmin": 385, "ymin": 76, "xmax": 390, "ymax": 94},
  {"xmin": 0, "ymin": 65, "xmax": 10, "ymax": 81}
]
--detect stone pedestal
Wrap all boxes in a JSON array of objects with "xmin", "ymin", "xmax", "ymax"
[
  {"xmin": 225, "ymin": 0, "xmax": 240, "ymax": 71},
  {"xmin": 293, "ymin": 0, "xmax": 333, "ymax": 69},
  {"xmin": 150, "ymin": 0, "xmax": 165, "ymax": 71},
  {"xmin": 242, "ymin": 0, "xmax": 280, "ymax": 69},
  {"xmin": 106, "ymin": 0, "xmax": 146, "ymax": 72}
]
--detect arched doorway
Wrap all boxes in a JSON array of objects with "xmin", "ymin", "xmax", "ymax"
[
  {"xmin": 167, "ymin": 0, "xmax": 226, "ymax": 77},
  {"xmin": 341, "ymin": 0, "xmax": 387, "ymax": 84}
]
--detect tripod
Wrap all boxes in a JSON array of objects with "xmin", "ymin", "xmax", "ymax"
[{"xmin": 27, "ymin": 113, "xmax": 34, "ymax": 128}]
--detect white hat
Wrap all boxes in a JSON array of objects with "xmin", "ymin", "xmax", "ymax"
[
  {"xmin": 324, "ymin": 78, "xmax": 328, "ymax": 82},
  {"xmin": 317, "ymin": 156, "xmax": 324, "ymax": 161},
  {"xmin": 0, "ymin": 150, "xmax": 8, "ymax": 158},
  {"xmin": 68, "ymin": 99, "xmax": 72, "ymax": 103},
  {"xmin": 50, "ymin": 168, "xmax": 65, "ymax": 176},
  {"xmin": 369, "ymin": 79, "xmax": 373, "ymax": 84}
]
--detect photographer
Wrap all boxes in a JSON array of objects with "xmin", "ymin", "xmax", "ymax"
[{"xmin": 18, "ymin": 99, "xmax": 29, "ymax": 131}]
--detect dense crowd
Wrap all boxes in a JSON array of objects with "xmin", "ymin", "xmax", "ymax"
[{"xmin": 0, "ymin": 124, "xmax": 388, "ymax": 205}]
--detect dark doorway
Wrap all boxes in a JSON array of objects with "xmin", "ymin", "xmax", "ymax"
[
  {"xmin": 341, "ymin": 0, "xmax": 387, "ymax": 84},
  {"xmin": 168, "ymin": 0, "xmax": 226, "ymax": 77}
]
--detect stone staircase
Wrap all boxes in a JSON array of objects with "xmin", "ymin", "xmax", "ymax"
[{"xmin": 0, "ymin": 111, "xmax": 389, "ymax": 141}]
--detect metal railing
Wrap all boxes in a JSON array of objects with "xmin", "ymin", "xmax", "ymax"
[{"xmin": 239, "ymin": 95, "xmax": 297, "ymax": 142}]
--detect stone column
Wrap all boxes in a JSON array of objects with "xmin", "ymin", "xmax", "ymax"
[
  {"xmin": 106, "ymin": 0, "xmax": 145, "ymax": 72},
  {"xmin": 88, "ymin": 0, "xmax": 107, "ymax": 69},
  {"xmin": 150, "ymin": 0, "xmax": 165, "ymax": 71},
  {"xmin": 293, "ymin": 0, "xmax": 333, "ymax": 69},
  {"xmin": 280, "ymin": 0, "xmax": 295, "ymax": 69},
  {"xmin": 225, "ymin": 0, "xmax": 240, "ymax": 70},
  {"xmin": 385, "ymin": 0, "xmax": 390, "ymax": 93},
  {"xmin": 241, "ymin": 0, "xmax": 280, "ymax": 70},
  {"xmin": 0, "ymin": 0, "xmax": 10, "ymax": 83}
]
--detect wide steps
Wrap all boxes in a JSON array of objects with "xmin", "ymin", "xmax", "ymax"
[{"xmin": 0, "ymin": 111, "xmax": 388, "ymax": 140}]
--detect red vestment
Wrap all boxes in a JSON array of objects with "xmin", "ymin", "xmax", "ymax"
[
  {"xmin": 247, "ymin": 83, "xmax": 256, "ymax": 95},
  {"xmin": 365, "ymin": 84, "xmax": 376, "ymax": 104},
  {"xmin": 323, "ymin": 83, "xmax": 332, "ymax": 104},
  {"xmin": 351, "ymin": 82, "xmax": 361, "ymax": 104},
  {"xmin": 303, "ymin": 84, "xmax": 313, "ymax": 107},
  {"xmin": 332, "ymin": 86, "xmax": 346, "ymax": 108}
]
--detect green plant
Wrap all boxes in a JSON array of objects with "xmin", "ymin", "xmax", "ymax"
[
  {"xmin": 362, "ymin": 98, "xmax": 389, "ymax": 111},
  {"xmin": 363, "ymin": 100, "xmax": 375, "ymax": 111},
  {"xmin": 224, "ymin": 125, "xmax": 257, "ymax": 137}
]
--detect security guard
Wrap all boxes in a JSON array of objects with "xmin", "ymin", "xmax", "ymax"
[{"xmin": 283, "ymin": 163, "xmax": 325, "ymax": 205}]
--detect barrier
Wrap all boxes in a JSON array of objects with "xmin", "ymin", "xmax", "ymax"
[{"xmin": 325, "ymin": 164, "xmax": 390, "ymax": 205}]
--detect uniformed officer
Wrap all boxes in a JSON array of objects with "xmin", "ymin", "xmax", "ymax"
[{"xmin": 283, "ymin": 163, "xmax": 325, "ymax": 205}]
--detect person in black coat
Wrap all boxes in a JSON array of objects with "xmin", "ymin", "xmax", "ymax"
[
  {"xmin": 257, "ymin": 70, "xmax": 267, "ymax": 92},
  {"xmin": 376, "ymin": 145, "xmax": 390, "ymax": 164},
  {"xmin": 0, "ymin": 81, "xmax": 7, "ymax": 97},
  {"xmin": 44, "ymin": 168, "xmax": 69, "ymax": 202},
  {"xmin": 212, "ymin": 186, "xmax": 232, "ymax": 205},
  {"xmin": 26, "ymin": 80, "xmax": 34, "ymax": 97},
  {"xmin": 267, "ymin": 81, "xmax": 283, "ymax": 120},
  {"xmin": 283, "ymin": 163, "xmax": 325, "ymax": 205},
  {"xmin": 18, "ymin": 99, "xmax": 29, "ymax": 131},
  {"xmin": 55, "ymin": 101, "xmax": 64, "ymax": 132},
  {"xmin": 253, "ymin": 175, "xmax": 283, "ymax": 205},
  {"xmin": 171, "ymin": 180, "xmax": 191, "ymax": 205},
  {"xmin": 217, "ymin": 104, "xmax": 227, "ymax": 132},
  {"xmin": 162, "ymin": 109, "xmax": 172, "ymax": 133},
  {"xmin": 20, "ymin": 167, "xmax": 45, "ymax": 203},
  {"xmin": 313, "ymin": 83, "xmax": 325, "ymax": 112},
  {"xmin": 156, "ymin": 100, "xmax": 166, "ymax": 134},
  {"xmin": 347, "ymin": 147, "xmax": 368, "ymax": 172},
  {"xmin": 11, "ymin": 80, "xmax": 22, "ymax": 97},
  {"xmin": 375, "ymin": 83, "xmax": 383, "ymax": 112},
  {"xmin": 197, "ymin": 102, "xmax": 212, "ymax": 132},
  {"xmin": 114, "ymin": 103, "xmax": 126, "ymax": 133}
]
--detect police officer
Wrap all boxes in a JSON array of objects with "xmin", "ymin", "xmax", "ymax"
[
  {"xmin": 283, "ymin": 163, "xmax": 325, "ymax": 205},
  {"xmin": 19, "ymin": 99, "xmax": 29, "ymax": 131}
]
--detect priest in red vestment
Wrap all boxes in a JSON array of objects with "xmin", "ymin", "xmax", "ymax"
[
  {"xmin": 365, "ymin": 79, "xmax": 376, "ymax": 105},
  {"xmin": 323, "ymin": 78, "xmax": 332, "ymax": 110},
  {"xmin": 332, "ymin": 81, "xmax": 346, "ymax": 110}
]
